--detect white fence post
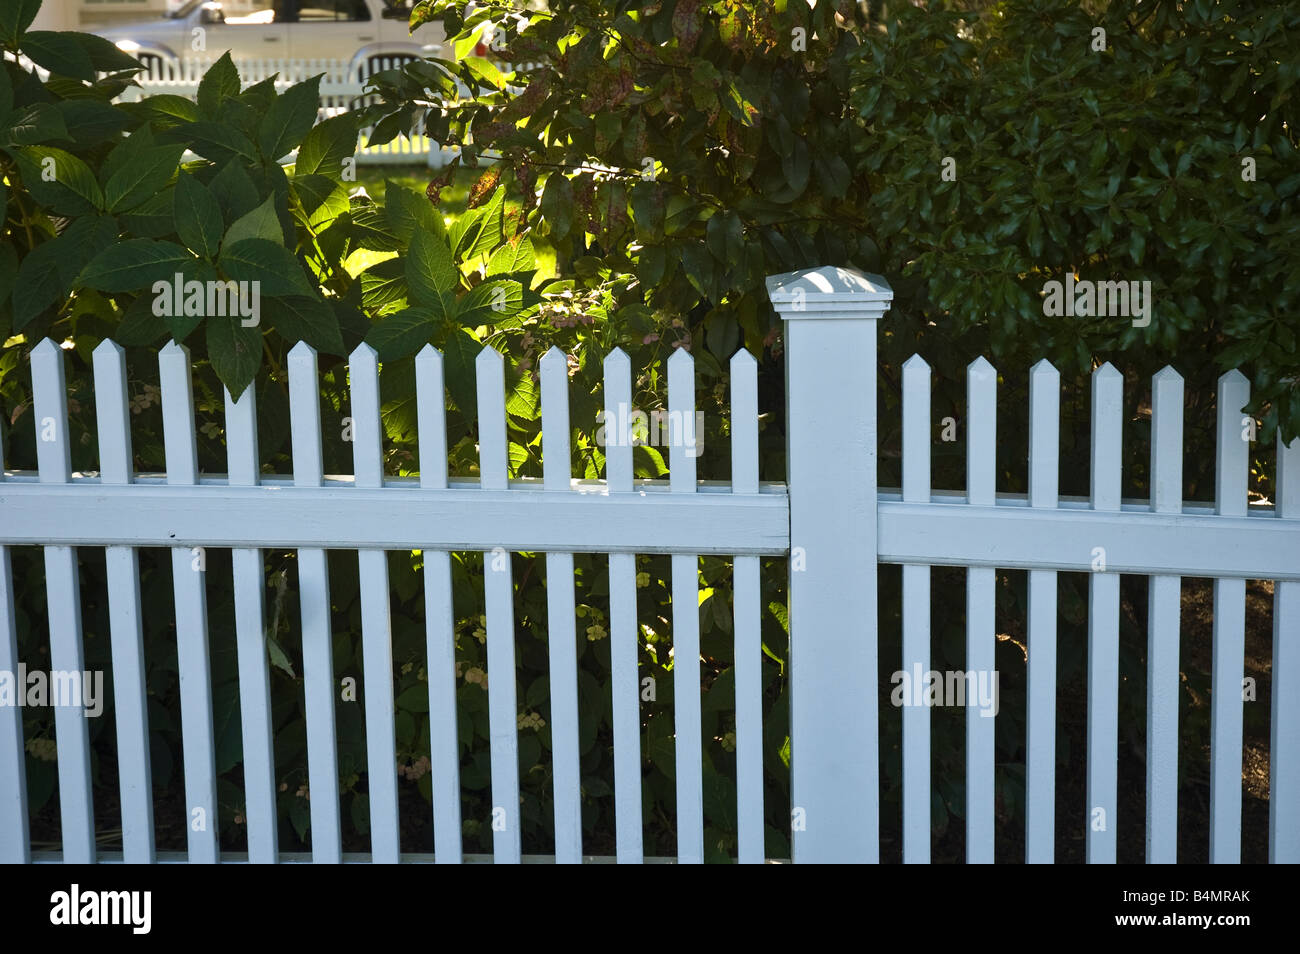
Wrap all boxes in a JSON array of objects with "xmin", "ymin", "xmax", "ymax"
[{"xmin": 766, "ymin": 266, "xmax": 893, "ymax": 862}]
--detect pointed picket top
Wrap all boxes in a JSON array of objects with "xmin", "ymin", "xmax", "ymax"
[
  {"xmin": 1152, "ymin": 364, "xmax": 1183, "ymax": 388},
  {"xmin": 1093, "ymin": 361, "xmax": 1123, "ymax": 385},
  {"xmin": 603, "ymin": 348, "xmax": 633, "ymax": 492},
  {"xmin": 349, "ymin": 341, "xmax": 379, "ymax": 371},
  {"xmin": 475, "ymin": 343, "xmax": 504, "ymax": 371},
  {"xmin": 540, "ymin": 347, "xmax": 571, "ymax": 492},
  {"xmin": 766, "ymin": 266, "xmax": 893, "ymax": 317},
  {"xmin": 1029, "ymin": 359, "xmax": 1060, "ymax": 508},
  {"xmin": 730, "ymin": 349, "xmax": 759, "ymax": 495},
  {"xmin": 415, "ymin": 344, "xmax": 448, "ymax": 490},
  {"xmin": 967, "ymin": 356, "xmax": 997, "ymax": 506},
  {"xmin": 603, "ymin": 346, "xmax": 630, "ymax": 375},
  {"xmin": 901, "ymin": 352, "xmax": 930, "ymax": 375},
  {"xmin": 1030, "ymin": 357, "xmax": 1059, "ymax": 380},
  {"xmin": 730, "ymin": 348, "xmax": 757, "ymax": 374},
  {"xmin": 1216, "ymin": 369, "xmax": 1250, "ymax": 518},
  {"xmin": 31, "ymin": 339, "xmax": 71, "ymax": 484},
  {"xmin": 1150, "ymin": 366, "xmax": 1184, "ymax": 514},
  {"xmin": 287, "ymin": 341, "xmax": 323, "ymax": 488},
  {"xmin": 30, "ymin": 337, "xmax": 61, "ymax": 360},
  {"xmin": 92, "ymin": 338, "xmax": 125, "ymax": 362},
  {"xmin": 348, "ymin": 343, "xmax": 383, "ymax": 490},
  {"xmin": 476, "ymin": 344, "xmax": 508, "ymax": 492},
  {"xmin": 541, "ymin": 345, "xmax": 568, "ymax": 371},
  {"xmin": 668, "ymin": 348, "xmax": 697, "ymax": 493},
  {"xmin": 901, "ymin": 353, "xmax": 931, "ymax": 504},
  {"xmin": 160, "ymin": 339, "xmax": 190, "ymax": 361},
  {"xmin": 1217, "ymin": 368, "xmax": 1249, "ymax": 394},
  {"xmin": 1091, "ymin": 362, "xmax": 1124, "ymax": 512},
  {"xmin": 967, "ymin": 355, "xmax": 997, "ymax": 380}
]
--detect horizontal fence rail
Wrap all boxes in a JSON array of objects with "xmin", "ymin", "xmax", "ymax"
[{"xmin": 1, "ymin": 267, "xmax": 1297, "ymax": 863}]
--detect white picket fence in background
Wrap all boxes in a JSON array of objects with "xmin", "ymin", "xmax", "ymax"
[
  {"xmin": 0, "ymin": 267, "xmax": 1296, "ymax": 864},
  {"xmin": 116, "ymin": 55, "xmax": 536, "ymax": 168}
]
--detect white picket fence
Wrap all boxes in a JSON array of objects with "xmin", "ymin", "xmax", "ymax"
[
  {"xmin": 0, "ymin": 267, "xmax": 1296, "ymax": 864},
  {"xmin": 118, "ymin": 55, "xmax": 535, "ymax": 168}
]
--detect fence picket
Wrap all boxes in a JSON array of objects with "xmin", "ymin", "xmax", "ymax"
[
  {"xmin": 31, "ymin": 341, "xmax": 95, "ymax": 863},
  {"xmin": 1209, "ymin": 371, "xmax": 1250, "ymax": 863},
  {"xmin": 93, "ymin": 340, "xmax": 154, "ymax": 864},
  {"xmin": 225, "ymin": 384, "xmax": 277, "ymax": 863},
  {"xmin": 1146, "ymin": 366, "xmax": 1184, "ymax": 863},
  {"xmin": 901, "ymin": 354, "xmax": 931, "ymax": 864},
  {"xmin": 288, "ymin": 343, "xmax": 342, "ymax": 862},
  {"xmin": 1026, "ymin": 359, "xmax": 1060, "ymax": 863},
  {"xmin": 1273, "ymin": 436, "xmax": 1300, "ymax": 862},
  {"xmin": 668, "ymin": 349, "xmax": 704, "ymax": 864},
  {"xmin": 159, "ymin": 341, "xmax": 218, "ymax": 863},
  {"xmin": 541, "ymin": 347, "xmax": 582, "ymax": 863},
  {"xmin": 476, "ymin": 347, "xmax": 522, "ymax": 864},
  {"xmin": 1086, "ymin": 362, "xmax": 1123, "ymax": 864},
  {"xmin": 350, "ymin": 344, "xmax": 401, "ymax": 862},
  {"xmin": 966, "ymin": 356, "xmax": 997, "ymax": 864},
  {"xmin": 731, "ymin": 349, "xmax": 763, "ymax": 865},
  {"xmin": 604, "ymin": 348, "xmax": 643, "ymax": 863},
  {"xmin": 416, "ymin": 346, "xmax": 462, "ymax": 864},
  {"xmin": 0, "ymin": 402, "xmax": 27, "ymax": 863}
]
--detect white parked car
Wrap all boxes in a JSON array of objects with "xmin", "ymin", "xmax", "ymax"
[{"xmin": 96, "ymin": 0, "xmax": 446, "ymax": 79}]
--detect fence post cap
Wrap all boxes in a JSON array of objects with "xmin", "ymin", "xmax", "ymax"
[{"xmin": 765, "ymin": 266, "xmax": 893, "ymax": 317}]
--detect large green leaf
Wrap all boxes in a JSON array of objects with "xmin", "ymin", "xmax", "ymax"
[
  {"xmin": 450, "ymin": 185, "xmax": 505, "ymax": 261},
  {"xmin": 76, "ymin": 239, "xmax": 194, "ymax": 293},
  {"xmin": 360, "ymin": 257, "xmax": 408, "ymax": 312},
  {"xmin": 73, "ymin": 32, "xmax": 143, "ymax": 74},
  {"xmin": 223, "ymin": 194, "xmax": 283, "ymax": 247},
  {"xmin": 386, "ymin": 179, "xmax": 445, "ymax": 243},
  {"xmin": 12, "ymin": 239, "xmax": 64, "ymax": 331},
  {"xmin": 263, "ymin": 295, "xmax": 345, "ymax": 355},
  {"xmin": 453, "ymin": 279, "xmax": 522, "ymax": 328},
  {"xmin": 2, "ymin": 102, "xmax": 69, "ymax": 146},
  {"xmin": 258, "ymin": 75, "xmax": 322, "ymax": 161},
  {"xmin": 11, "ymin": 146, "xmax": 103, "ymax": 215},
  {"xmin": 53, "ymin": 100, "xmax": 129, "ymax": 145},
  {"xmin": 174, "ymin": 173, "xmax": 225, "ymax": 259},
  {"xmin": 0, "ymin": 0, "xmax": 40, "ymax": 49},
  {"xmin": 485, "ymin": 236, "xmax": 536, "ymax": 277},
  {"xmin": 175, "ymin": 121, "xmax": 259, "ymax": 164},
  {"xmin": 442, "ymin": 329, "xmax": 482, "ymax": 417},
  {"xmin": 197, "ymin": 52, "xmax": 242, "ymax": 118},
  {"xmin": 295, "ymin": 112, "xmax": 360, "ymax": 178},
  {"xmin": 103, "ymin": 143, "xmax": 184, "ymax": 213},
  {"xmin": 218, "ymin": 238, "xmax": 314, "ymax": 297},
  {"xmin": 209, "ymin": 160, "xmax": 260, "ymax": 225},
  {"xmin": 364, "ymin": 306, "xmax": 442, "ymax": 362},
  {"xmin": 0, "ymin": 242, "xmax": 16, "ymax": 310},
  {"xmin": 538, "ymin": 173, "xmax": 574, "ymax": 240},
  {"xmin": 207, "ymin": 315, "xmax": 263, "ymax": 401},
  {"xmin": 406, "ymin": 228, "xmax": 458, "ymax": 305},
  {"xmin": 20, "ymin": 31, "xmax": 95, "ymax": 81}
]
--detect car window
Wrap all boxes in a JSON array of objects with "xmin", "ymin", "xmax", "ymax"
[
  {"xmin": 223, "ymin": 2, "xmax": 280, "ymax": 25},
  {"xmin": 295, "ymin": 0, "xmax": 372, "ymax": 21}
]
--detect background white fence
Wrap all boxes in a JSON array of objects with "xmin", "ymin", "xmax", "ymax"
[
  {"xmin": 117, "ymin": 55, "xmax": 536, "ymax": 168},
  {"xmin": 0, "ymin": 267, "xmax": 1296, "ymax": 863}
]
